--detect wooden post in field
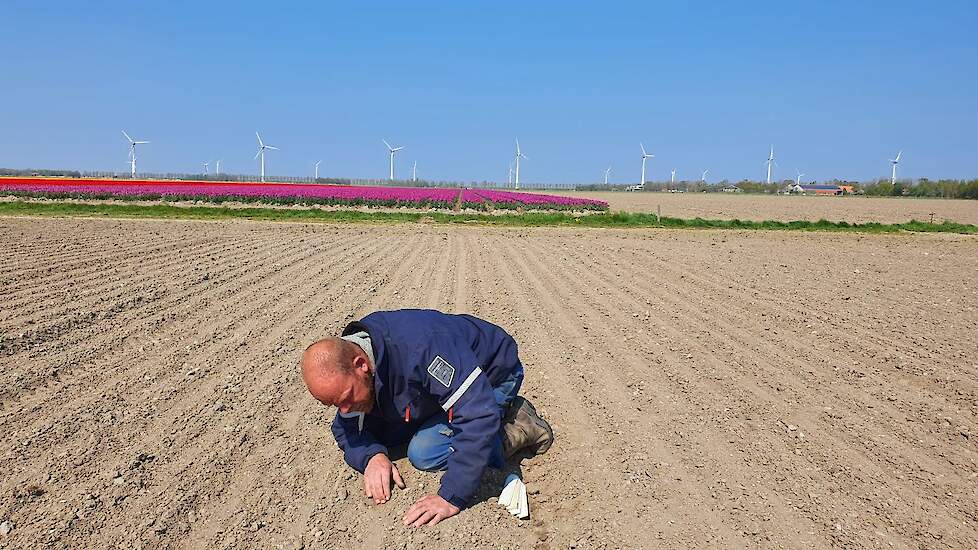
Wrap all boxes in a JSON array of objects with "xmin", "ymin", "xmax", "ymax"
[{"xmin": 657, "ymin": 205, "xmax": 661, "ymax": 224}]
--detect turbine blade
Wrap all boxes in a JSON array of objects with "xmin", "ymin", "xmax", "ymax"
[
  {"xmin": 254, "ymin": 150, "xmax": 262, "ymax": 159},
  {"xmin": 383, "ymin": 139, "xmax": 392, "ymax": 150},
  {"xmin": 265, "ymin": 145, "xmax": 279, "ymax": 150},
  {"xmin": 122, "ymin": 130, "xmax": 133, "ymax": 143},
  {"xmin": 640, "ymin": 142, "xmax": 647, "ymax": 156},
  {"xmin": 256, "ymin": 132, "xmax": 264, "ymax": 146}
]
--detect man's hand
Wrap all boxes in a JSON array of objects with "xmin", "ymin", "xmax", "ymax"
[
  {"xmin": 402, "ymin": 494, "xmax": 460, "ymax": 527},
  {"xmin": 363, "ymin": 453, "xmax": 405, "ymax": 505}
]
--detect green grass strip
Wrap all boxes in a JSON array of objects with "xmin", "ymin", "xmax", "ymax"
[{"xmin": 0, "ymin": 200, "xmax": 975, "ymax": 234}]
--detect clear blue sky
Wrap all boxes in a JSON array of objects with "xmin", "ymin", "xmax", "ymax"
[{"xmin": 3, "ymin": 1, "xmax": 976, "ymax": 184}]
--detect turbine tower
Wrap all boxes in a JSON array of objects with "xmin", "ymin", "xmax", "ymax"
[
  {"xmin": 383, "ymin": 139, "xmax": 404, "ymax": 181},
  {"xmin": 202, "ymin": 161, "xmax": 210, "ymax": 175},
  {"xmin": 640, "ymin": 143, "xmax": 654, "ymax": 188},
  {"xmin": 412, "ymin": 160, "xmax": 417, "ymax": 182},
  {"xmin": 670, "ymin": 168, "xmax": 677, "ymax": 185},
  {"xmin": 508, "ymin": 162, "xmax": 514, "ymax": 187},
  {"xmin": 765, "ymin": 145, "xmax": 775, "ymax": 184},
  {"xmin": 122, "ymin": 130, "xmax": 149, "ymax": 178},
  {"xmin": 314, "ymin": 160, "xmax": 322, "ymax": 180},
  {"xmin": 254, "ymin": 132, "xmax": 278, "ymax": 182},
  {"xmin": 795, "ymin": 170, "xmax": 805, "ymax": 186},
  {"xmin": 603, "ymin": 166, "xmax": 612, "ymax": 185},
  {"xmin": 514, "ymin": 139, "xmax": 527, "ymax": 190},
  {"xmin": 889, "ymin": 150, "xmax": 902, "ymax": 185},
  {"xmin": 215, "ymin": 160, "xmax": 222, "ymax": 174}
]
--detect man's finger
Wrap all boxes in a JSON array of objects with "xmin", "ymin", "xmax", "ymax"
[
  {"xmin": 364, "ymin": 478, "xmax": 371, "ymax": 497},
  {"xmin": 402, "ymin": 502, "xmax": 425, "ymax": 525},
  {"xmin": 369, "ymin": 478, "xmax": 382, "ymax": 504},
  {"xmin": 382, "ymin": 471, "xmax": 391, "ymax": 501},
  {"xmin": 428, "ymin": 512, "xmax": 446, "ymax": 527},
  {"xmin": 410, "ymin": 510, "xmax": 435, "ymax": 528},
  {"xmin": 392, "ymin": 465, "xmax": 406, "ymax": 489}
]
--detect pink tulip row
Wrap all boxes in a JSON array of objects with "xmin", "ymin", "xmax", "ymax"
[
  {"xmin": 0, "ymin": 178, "xmax": 609, "ymax": 211},
  {"xmin": 0, "ymin": 178, "xmax": 458, "ymax": 207},
  {"xmin": 460, "ymin": 189, "xmax": 607, "ymax": 210}
]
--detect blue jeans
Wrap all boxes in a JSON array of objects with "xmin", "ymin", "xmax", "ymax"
[{"xmin": 406, "ymin": 364, "xmax": 524, "ymax": 472}]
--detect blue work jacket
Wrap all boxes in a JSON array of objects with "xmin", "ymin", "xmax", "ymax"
[{"xmin": 330, "ymin": 309, "xmax": 521, "ymax": 509}]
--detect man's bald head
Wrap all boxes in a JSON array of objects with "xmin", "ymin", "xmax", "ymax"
[
  {"xmin": 302, "ymin": 337, "xmax": 357, "ymax": 377},
  {"xmin": 301, "ymin": 337, "xmax": 375, "ymax": 414}
]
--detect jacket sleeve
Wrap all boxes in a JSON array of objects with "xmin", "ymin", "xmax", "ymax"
[
  {"xmin": 330, "ymin": 411, "xmax": 388, "ymax": 473},
  {"xmin": 421, "ymin": 338, "xmax": 501, "ymax": 509}
]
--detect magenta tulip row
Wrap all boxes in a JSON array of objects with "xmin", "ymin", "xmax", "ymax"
[{"xmin": 0, "ymin": 178, "xmax": 608, "ymax": 211}]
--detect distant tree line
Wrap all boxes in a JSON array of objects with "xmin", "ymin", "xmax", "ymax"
[
  {"xmin": 577, "ymin": 178, "xmax": 978, "ymax": 199},
  {"xmin": 859, "ymin": 178, "xmax": 978, "ymax": 199},
  {"xmin": 0, "ymin": 167, "xmax": 83, "ymax": 178}
]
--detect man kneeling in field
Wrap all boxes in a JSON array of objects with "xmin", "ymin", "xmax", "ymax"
[{"xmin": 300, "ymin": 309, "xmax": 554, "ymax": 527}]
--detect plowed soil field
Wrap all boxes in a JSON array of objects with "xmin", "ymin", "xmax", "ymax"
[
  {"xmin": 1, "ymin": 217, "xmax": 976, "ymax": 549},
  {"xmin": 542, "ymin": 191, "xmax": 978, "ymax": 225}
]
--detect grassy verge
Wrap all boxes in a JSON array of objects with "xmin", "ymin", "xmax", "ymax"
[{"xmin": 1, "ymin": 200, "xmax": 975, "ymax": 234}]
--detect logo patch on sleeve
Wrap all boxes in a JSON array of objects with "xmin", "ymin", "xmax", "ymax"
[{"xmin": 427, "ymin": 356, "xmax": 455, "ymax": 388}]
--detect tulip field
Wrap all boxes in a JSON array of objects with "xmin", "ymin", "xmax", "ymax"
[{"xmin": 0, "ymin": 177, "xmax": 608, "ymax": 211}]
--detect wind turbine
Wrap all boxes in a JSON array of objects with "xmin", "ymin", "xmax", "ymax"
[
  {"xmin": 795, "ymin": 170, "xmax": 805, "ymax": 186},
  {"xmin": 254, "ymin": 132, "xmax": 279, "ymax": 182},
  {"xmin": 670, "ymin": 168, "xmax": 677, "ymax": 185},
  {"xmin": 508, "ymin": 162, "xmax": 514, "ymax": 187},
  {"xmin": 701, "ymin": 169, "xmax": 709, "ymax": 184},
  {"xmin": 314, "ymin": 160, "xmax": 322, "ymax": 180},
  {"xmin": 383, "ymin": 139, "xmax": 405, "ymax": 181},
  {"xmin": 889, "ymin": 150, "xmax": 902, "ymax": 185},
  {"xmin": 765, "ymin": 145, "xmax": 775, "ymax": 184},
  {"xmin": 122, "ymin": 130, "xmax": 149, "ymax": 178},
  {"xmin": 603, "ymin": 166, "xmax": 612, "ymax": 185},
  {"xmin": 640, "ymin": 143, "xmax": 654, "ymax": 189},
  {"xmin": 202, "ymin": 161, "xmax": 209, "ymax": 175},
  {"xmin": 412, "ymin": 160, "xmax": 417, "ymax": 182},
  {"xmin": 215, "ymin": 160, "xmax": 222, "ymax": 175},
  {"xmin": 514, "ymin": 139, "xmax": 527, "ymax": 190}
]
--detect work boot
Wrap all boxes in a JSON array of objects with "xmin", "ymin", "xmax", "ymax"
[{"xmin": 501, "ymin": 397, "xmax": 554, "ymax": 458}]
